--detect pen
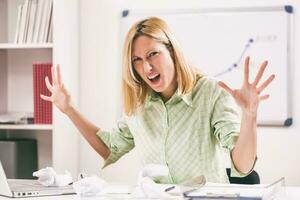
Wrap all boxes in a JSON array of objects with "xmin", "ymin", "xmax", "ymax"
[{"xmin": 164, "ymin": 186, "xmax": 175, "ymax": 192}]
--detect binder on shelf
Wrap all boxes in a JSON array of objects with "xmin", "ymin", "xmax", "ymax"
[{"xmin": 33, "ymin": 63, "xmax": 52, "ymax": 124}]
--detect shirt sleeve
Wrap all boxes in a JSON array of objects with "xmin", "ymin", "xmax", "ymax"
[
  {"xmin": 96, "ymin": 117, "xmax": 134, "ymax": 168},
  {"xmin": 210, "ymin": 82, "xmax": 256, "ymax": 177}
]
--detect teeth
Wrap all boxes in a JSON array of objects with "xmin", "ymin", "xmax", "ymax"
[{"xmin": 148, "ymin": 74, "xmax": 159, "ymax": 79}]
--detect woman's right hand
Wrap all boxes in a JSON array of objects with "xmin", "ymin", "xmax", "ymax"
[{"xmin": 40, "ymin": 65, "xmax": 73, "ymax": 114}]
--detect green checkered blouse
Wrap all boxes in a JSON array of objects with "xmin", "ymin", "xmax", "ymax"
[{"xmin": 97, "ymin": 76, "xmax": 252, "ymax": 184}]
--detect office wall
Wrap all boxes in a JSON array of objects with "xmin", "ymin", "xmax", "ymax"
[{"xmin": 78, "ymin": 0, "xmax": 300, "ymax": 186}]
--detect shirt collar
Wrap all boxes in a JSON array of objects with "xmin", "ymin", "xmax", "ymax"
[
  {"xmin": 144, "ymin": 92, "xmax": 159, "ymax": 109},
  {"xmin": 145, "ymin": 90, "xmax": 193, "ymax": 109},
  {"xmin": 181, "ymin": 91, "xmax": 193, "ymax": 107}
]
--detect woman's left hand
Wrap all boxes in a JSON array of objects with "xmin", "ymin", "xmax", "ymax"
[{"xmin": 218, "ymin": 56, "xmax": 275, "ymax": 116}]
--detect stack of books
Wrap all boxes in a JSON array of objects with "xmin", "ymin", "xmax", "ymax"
[
  {"xmin": 33, "ymin": 63, "xmax": 52, "ymax": 124},
  {"xmin": 15, "ymin": 0, "xmax": 53, "ymax": 44}
]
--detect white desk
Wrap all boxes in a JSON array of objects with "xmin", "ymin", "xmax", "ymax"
[
  {"xmin": 287, "ymin": 187, "xmax": 300, "ymax": 199},
  {"xmin": 0, "ymin": 187, "xmax": 299, "ymax": 199}
]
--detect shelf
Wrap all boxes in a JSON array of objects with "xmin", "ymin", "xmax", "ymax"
[
  {"xmin": 0, "ymin": 0, "xmax": 79, "ymax": 174},
  {"xmin": 0, "ymin": 124, "xmax": 52, "ymax": 130},
  {"xmin": 0, "ymin": 43, "xmax": 53, "ymax": 49}
]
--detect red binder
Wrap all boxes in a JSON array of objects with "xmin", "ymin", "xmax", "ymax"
[{"xmin": 33, "ymin": 63, "xmax": 52, "ymax": 124}]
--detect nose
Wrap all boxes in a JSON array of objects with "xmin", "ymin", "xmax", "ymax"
[{"xmin": 142, "ymin": 60, "xmax": 153, "ymax": 73}]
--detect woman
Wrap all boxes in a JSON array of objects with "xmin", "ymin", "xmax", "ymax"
[{"xmin": 41, "ymin": 17, "xmax": 275, "ymax": 184}]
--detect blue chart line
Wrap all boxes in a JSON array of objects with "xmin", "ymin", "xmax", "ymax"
[{"xmin": 214, "ymin": 38, "xmax": 254, "ymax": 77}]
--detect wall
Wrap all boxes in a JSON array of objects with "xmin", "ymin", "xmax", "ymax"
[
  {"xmin": 53, "ymin": 0, "xmax": 80, "ymax": 177},
  {"xmin": 78, "ymin": 0, "xmax": 300, "ymax": 186}
]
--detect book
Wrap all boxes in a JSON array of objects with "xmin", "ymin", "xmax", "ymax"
[
  {"xmin": 38, "ymin": 0, "xmax": 50, "ymax": 43},
  {"xmin": 33, "ymin": 63, "xmax": 53, "ymax": 124},
  {"xmin": 23, "ymin": 0, "xmax": 32, "ymax": 43},
  {"xmin": 18, "ymin": 0, "xmax": 30, "ymax": 43},
  {"xmin": 47, "ymin": 13, "xmax": 53, "ymax": 42},
  {"xmin": 32, "ymin": 0, "xmax": 45, "ymax": 43},
  {"xmin": 26, "ymin": 0, "xmax": 38, "ymax": 43},
  {"xmin": 43, "ymin": 0, "xmax": 53, "ymax": 42},
  {"xmin": 14, "ymin": 4, "xmax": 23, "ymax": 44}
]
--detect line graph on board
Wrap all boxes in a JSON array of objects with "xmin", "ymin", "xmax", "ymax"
[
  {"xmin": 214, "ymin": 38, "xmax": 253, "ymax": 77},
  {"xmin": 214, "ymin": 34, "xmax": 277, "ymax": 77}
]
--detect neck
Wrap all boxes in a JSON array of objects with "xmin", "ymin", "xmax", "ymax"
[{"xmin": 160, "ymin": 82, "xmax": 178, "ymax": 103}]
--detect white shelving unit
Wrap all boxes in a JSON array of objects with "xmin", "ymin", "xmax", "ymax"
[
  {"xmin": 0, "ymin": 43, "xmax": 53, "ymax": 49},
  {"xmin": 0, "ymin": 0, "xmax": 79, "ymax": 177},
  {"xmin": 0, "ymin": 124, "xmax": 52, "ymax": 130}
]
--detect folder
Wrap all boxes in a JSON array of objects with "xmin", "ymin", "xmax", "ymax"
[{"xmin": 184, "ymin": 177, "xmax": 285, "ymax": 200}]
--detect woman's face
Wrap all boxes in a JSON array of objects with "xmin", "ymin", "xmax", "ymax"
[{"xmin": 132, "ymin": 35, "xmax": 177, "ymax": 101}]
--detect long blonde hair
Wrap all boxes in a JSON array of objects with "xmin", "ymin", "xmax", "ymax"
[{"xmin": 122, "ymin": 17, "xmax": 200, "ymax": 116}]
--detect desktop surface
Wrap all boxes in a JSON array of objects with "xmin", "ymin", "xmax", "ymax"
[{"xmin": 0, "ymin": 186, "xmax": 299, "ymax": 200}]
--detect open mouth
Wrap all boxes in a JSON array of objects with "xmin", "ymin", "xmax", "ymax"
[{"xmin": 148, "ymin": 74, "xmax": 160, "ymax": 84}]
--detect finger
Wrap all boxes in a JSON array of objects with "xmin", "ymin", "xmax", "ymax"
[
  {"xmin": 40, "ymin": 94, "xmax": 52, "ymax": 102},
  {"xmin": 258, "ymin": 74, "xmax": 275, "ymax": 93},
  {"xmin": 51, "ymin": 66, "xmax": 57, "ymax": 84},
  {"xmin": 259, "ymin": 94, "xmax": 270, "ymax": 101},
  {"xmin": 56, "ymin": 64, "xmax": 62, "ymax": 85},
  {"xmin": 243, "ymin": 56, "xmax": 250, "ymax": 85},
  {"xmin": 218, "ymin": 81, "xmax": 234, "ymax": 96},
  {"xmin": 45, "ymin": 76, "xmax": 54, "ymax": 92},
  {"xmin": 252, "ymin": 60, "xmax": 268, "ymax": 86}
]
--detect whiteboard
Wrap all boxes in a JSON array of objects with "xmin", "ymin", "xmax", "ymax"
[{"xmin": 120, "ymin": 6, "xmax": 294, "ymax": 126}]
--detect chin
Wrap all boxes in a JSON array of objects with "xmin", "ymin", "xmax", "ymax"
[
  {"xmin": 146, "ymin": 80, "xmax": 167, "ymax": 93},
  {"xmin": 150, "ymin": 85, "xmax": 164, "ymax": 93},
  {"xmin": 151, "ymin": 88, "xmax": 161, "ymax": 93}
]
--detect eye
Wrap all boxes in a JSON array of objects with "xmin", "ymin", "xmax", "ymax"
[
  {"xmin": 132, "ymin": 57, "xmax": 141, "ymax": 63},
  {"xmin": 148, "ymin": 51, "xmax": 159, "ymax": 58}
]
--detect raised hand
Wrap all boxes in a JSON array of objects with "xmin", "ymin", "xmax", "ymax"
[
  {"xmin": 218, "ymin": 56, "xmax": 275, "ymax": 116},
  {"xmin": 40, "ymin": 65, "xmax": 73, "ymax": 114}
]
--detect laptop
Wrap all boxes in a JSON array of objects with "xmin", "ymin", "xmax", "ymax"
[{"xmin": 0, "ymin": 161, "xmax": 75, "ymax": 198}]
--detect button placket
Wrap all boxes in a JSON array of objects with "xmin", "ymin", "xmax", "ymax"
[{"xmin": 163, "ymin": 102, "xmax": 175, "ymax": 183}]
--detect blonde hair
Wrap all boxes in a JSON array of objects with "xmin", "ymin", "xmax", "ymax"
[{"xmin": 122, "ymin": 17, "xmax": 201, "ymax": 116}]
